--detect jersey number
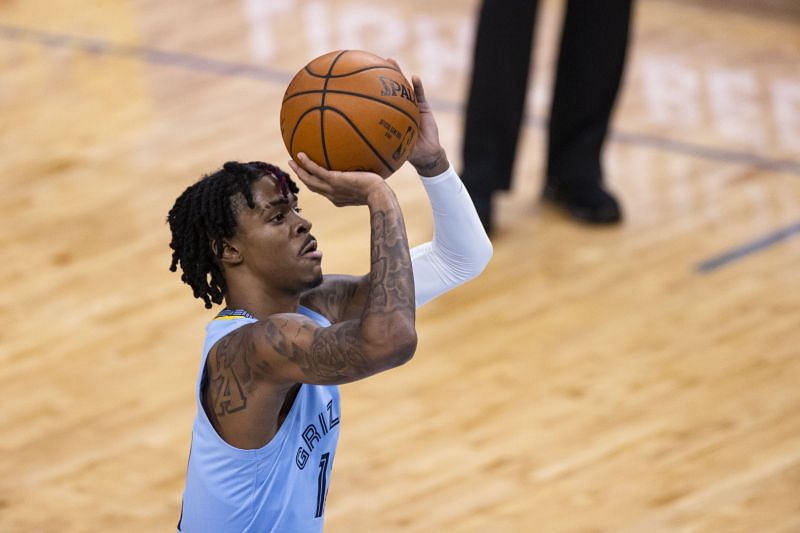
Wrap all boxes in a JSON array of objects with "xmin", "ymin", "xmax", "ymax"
[{"xmin": 315, "ymin": 452, "xmax": 331, "ymax": 518}]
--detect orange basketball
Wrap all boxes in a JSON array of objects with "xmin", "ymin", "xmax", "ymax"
[{"xmin": 280, "ymin": 50, "xmax": 420, "ymax": 179}]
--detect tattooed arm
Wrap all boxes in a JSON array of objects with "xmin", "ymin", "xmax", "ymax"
[
  {"xmin": 301, "ymin": 74, "xmax": 491, "ymax": 321},
  {"xmin": 224, "ymin": 155, "xmax": 418, "ymax": 386}
]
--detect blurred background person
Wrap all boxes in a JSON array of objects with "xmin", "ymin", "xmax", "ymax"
[{"xmin": 462, "ymin": 0, "xmax": 635, "ymax": 234}]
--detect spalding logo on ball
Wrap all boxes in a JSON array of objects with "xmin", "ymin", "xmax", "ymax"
[{"xmin": 280, "ymin": 50, "xmax": 421, "ymax": 178}]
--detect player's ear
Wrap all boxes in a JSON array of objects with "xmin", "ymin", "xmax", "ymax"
[{"xmin": 220, "ymin": 239, "xmax": 243, "ymax": 265}]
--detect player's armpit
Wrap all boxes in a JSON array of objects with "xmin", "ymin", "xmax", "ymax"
[
  {"xmin": 300, "ymin": 274, "xmax": 370, "ymax": 324},
  {"xmin": 243, "ymin": 312, "xmax": 414, "ymax": 386}
]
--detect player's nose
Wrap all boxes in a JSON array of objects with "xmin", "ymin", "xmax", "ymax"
[{"xmin": 295, "ymin": 215, "xmax": 311, "ymax": 234}]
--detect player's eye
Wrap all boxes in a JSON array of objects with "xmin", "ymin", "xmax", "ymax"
[
  {"xmin": 271, "ymin": 213, "xmax": 285, "ymax": 223},
  {"xmin": 293, "ymin": 206, "xmax": 302, "ymax": 214}
]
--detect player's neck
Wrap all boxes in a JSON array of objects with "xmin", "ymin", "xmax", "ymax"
[{"xmin": 224, "ymin": 282, "xmax": 301, "ymax": 321}]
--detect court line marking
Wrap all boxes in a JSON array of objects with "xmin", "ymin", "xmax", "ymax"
[
  {"xmin": 0, "ymin": 24, "xmax": 293, "ymax": 84},
  {"xmin": 3, "ymin": 24, "xmax": 800, "ymax": 272},
  {"xmin": 695, "ymin": 220, "xmax": 800, "ymax": 273},
  {"xmin": 2, "ymin": 23, "xmax": 799, "ymax": 177}
]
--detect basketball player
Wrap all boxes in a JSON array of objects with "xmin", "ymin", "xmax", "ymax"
[{"xmin": 168, "ymin": 75, "xmax": 492, "ymax": 532}]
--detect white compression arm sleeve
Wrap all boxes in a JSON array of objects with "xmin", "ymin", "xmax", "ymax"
[{"xmin": 411, "ymin": 165, "xmax": 493, "ymax": 308}]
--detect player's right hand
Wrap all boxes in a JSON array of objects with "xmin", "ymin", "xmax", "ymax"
[
  {"xmin": 289, "ymin": 152, "xmax": 389, "ymax": 207},
  {"xmin": 385, "ymin": 59, "xmax": 448, "ymax": 177}
]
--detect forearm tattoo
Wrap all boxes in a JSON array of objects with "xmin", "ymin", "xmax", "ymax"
[{"xmin": 367, "ymin": 209, "xmax": 414, "ymax": 314}]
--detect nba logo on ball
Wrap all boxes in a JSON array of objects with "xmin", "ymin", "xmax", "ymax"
[
  {"xmin": 377, "ymin": 75, "xmax": 415, "ymax": 102},
  {"xmin": 280, "ymin": 50, "xmax": 421, "ymax": 178}
]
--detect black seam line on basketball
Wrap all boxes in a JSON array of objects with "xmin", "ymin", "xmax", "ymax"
[
  {"xmin": 282, "ymin": 90, "xmax": 420, "ymax": 131},
  {"xmin": 320, "ymin": 51, "xmax": 348, "ymax": 170},
  {"xmin": 285, "ymin": 64, "xmax": 401, "ymax": 102},
  {"xmin": 324, "ymin": 107, "xmax": 396, "ymax": 175},
  {"xmin": 289, "ymin": 107, "xmax": 323, "ymax": 162},
  {"xmin": 302, "ymin": 65, "xmax": 401, "ymax": 79}
]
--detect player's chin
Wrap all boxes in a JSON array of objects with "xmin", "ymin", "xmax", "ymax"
[{"xmin": 303, "ymin": 269, "xmax": 324, "ymax": 290}]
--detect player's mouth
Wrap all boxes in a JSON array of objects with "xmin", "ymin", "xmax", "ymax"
[{"xmin": 299, "ymin": 236, "xmax": 322, "ymax": 260}]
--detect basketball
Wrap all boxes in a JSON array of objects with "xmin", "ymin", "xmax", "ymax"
[{"xmin": 280, "ymin": 50, "xmax": 421, "ymax": 178}]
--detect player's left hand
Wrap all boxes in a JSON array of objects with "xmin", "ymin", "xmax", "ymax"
[
  {"xmin": 386, "ymin": 59, "xmax": 449, "ymax": 177},
  {"xmin": 289, "ymin": 152, "xmax": 387, "ymax": 207}
]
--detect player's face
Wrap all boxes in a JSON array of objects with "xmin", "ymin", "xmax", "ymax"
[{"xmin": 231, "ymin": 177, "xmax": 323, "ymax": 292}]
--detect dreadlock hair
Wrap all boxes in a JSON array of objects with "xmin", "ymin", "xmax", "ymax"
[{"xmin": 167, "ymin": 161, "xmax": 300, "ymax": 309}]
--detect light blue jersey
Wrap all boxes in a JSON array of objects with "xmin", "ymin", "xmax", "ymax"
[{"xmin": 179, "ymin": 306, "xmax": 341, "ymax": 533}]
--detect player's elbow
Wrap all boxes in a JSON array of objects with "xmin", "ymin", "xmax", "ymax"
[
  {"xmin": 473, "ymin": 237, "xmax": 493, "ymax": 276},
  {"xmin": 364, "ymin": 321, "xmax": 418, "ymax": 369},
  {"xmin": 383, "ymin": 323, "xmax": 418, "ymax": 367},
  {"xmin": 461, "ymin": 236, "xmax": 494, "ymax": 282},
  {"xmin": 389, "ymin": 327, "xmax": 418, "ymax": 366}
]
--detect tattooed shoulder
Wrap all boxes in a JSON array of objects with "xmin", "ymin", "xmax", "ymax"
[{"xmin": 205, "ymin": 325, "xmax": 271, "ymax": 418}]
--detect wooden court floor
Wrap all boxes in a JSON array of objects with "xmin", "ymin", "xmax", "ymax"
[{"xmin": 1, "ymin": 0, "xmax": 799, "ymax": 531}]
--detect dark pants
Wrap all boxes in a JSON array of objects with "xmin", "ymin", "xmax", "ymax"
[{"xmin": 461, "ymin": 0, "xmax": 633, "ymax": 198}]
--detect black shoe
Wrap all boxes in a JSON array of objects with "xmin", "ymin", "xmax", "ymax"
[
  {"xmin": 542, "ymin": 177, "xmax": 622, "ymax": 224},
  {"xmin": 472, "ymin": 193, "xmax": 494, "ymax": 236}
]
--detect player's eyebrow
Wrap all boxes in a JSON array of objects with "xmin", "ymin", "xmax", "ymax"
[
  {"xmin": 266, "ymin": 198, "xmax": 289, "ymax": 207},
  {"xmin": 264, "ymin": 195, "xmax": 297, "ymax": 209}
]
